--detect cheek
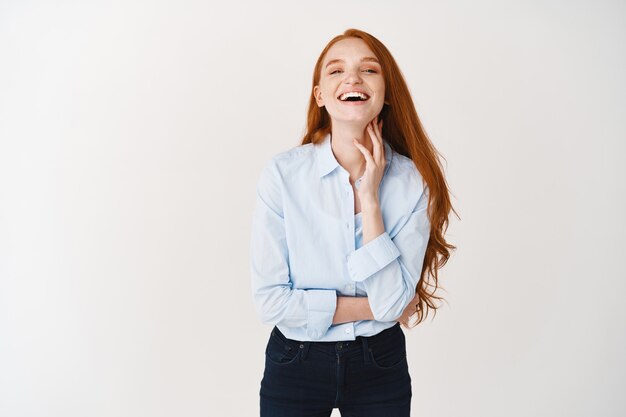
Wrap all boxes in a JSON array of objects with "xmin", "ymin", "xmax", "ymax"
[
  {"xmin": 324, "ymin": 84, "xmax": 338, "ymax": 101},
  {"xmin": 376, "ymin": 82, "xmax": 385, "ymax": 99}
]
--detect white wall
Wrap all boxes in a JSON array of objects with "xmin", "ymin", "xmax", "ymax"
[{"xmin": 1, "ymin": 1, "xmax": 624, "ymax": 416}]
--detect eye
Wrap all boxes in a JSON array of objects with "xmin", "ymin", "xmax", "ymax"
[
  {"xmin": 330, "ymin": 69, "xmax": 343, "ymax": 75},
  {"xmin": 363, "ymin": 68, "xmax": 378, "ymax": 73}
]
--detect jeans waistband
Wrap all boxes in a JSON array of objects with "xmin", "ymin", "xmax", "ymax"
[
  {"xmin": 273, "ymin": 322, "xmax": 400, "ymax": 345},
  {"xmin": 271, "ymin": 323, "xmax": 402, "ymax": 363}
]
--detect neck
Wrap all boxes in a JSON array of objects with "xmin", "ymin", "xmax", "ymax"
[{"xmin": 330, "ymin": 121, "xmax": 374, "ymax": 183}]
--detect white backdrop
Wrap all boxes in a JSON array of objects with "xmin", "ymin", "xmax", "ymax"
[{"xmin": 1, "ymin": 1, "xmax": 625, "ymax": 416}]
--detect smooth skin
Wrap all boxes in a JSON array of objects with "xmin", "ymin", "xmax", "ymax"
[{"xmin": 313, "ymin": 38, "xmax": 417, "ymax": 325}]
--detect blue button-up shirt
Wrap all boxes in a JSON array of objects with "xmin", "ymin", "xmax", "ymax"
[{"xmin": 250, "ymin": 132, "xmax": 430, "ymax": 341}]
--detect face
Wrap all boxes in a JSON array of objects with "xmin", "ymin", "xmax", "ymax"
[{"xmin": 314, "ymin": 38, "xmax": 385, "ymax": 126}]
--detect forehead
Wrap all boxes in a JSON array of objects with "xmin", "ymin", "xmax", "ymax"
[{"xmin": 323, "ymin": 38, "xmax": 378, "ymax": 64}]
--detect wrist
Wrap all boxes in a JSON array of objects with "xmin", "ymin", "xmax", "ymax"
[{"xmin": 360, "ymin": 198, "xmax": 381, "ymax": 213}]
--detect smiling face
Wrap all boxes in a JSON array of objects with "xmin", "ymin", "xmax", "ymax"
[{"xmin": 313, "ymin": 37, "xmax": 386, "ymax": 126}]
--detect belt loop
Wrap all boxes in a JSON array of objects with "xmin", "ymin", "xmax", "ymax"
[
  {"xmin": 361, "ymin": 336, "xmax": 371, "ymax": 364},
  {"xmin": 300, "ymin": 341, "xmax": 311, "ymax": 361}
]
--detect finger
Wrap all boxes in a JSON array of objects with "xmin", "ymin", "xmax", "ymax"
[
  {"xmin": 372, "ymin": 117, "xmax": 383, "ymax": 145},
  {"xmin": 370, "ymin": 116, "xmax": 379, "ymax": 134},
  {"xmin": 368, "ymin": 117, "xmax": 382, "ymax": 145},
  {"xmin": 368, "ymin": 123, "xmax": 383, "ymax": 163},
  {"xmin": 353, "ymin": 139, "xmax": 376, "ymax": 167},
  {"xmin": 367, "ymin": 125, "xmax": 381, "ymax": 162},
  {"xmin": 376, "ymin": 119, "xmax": 383, "ymax": 145},
  {"xmin": 378, "ymin": 119, "xmax": 385, "ymax": 164}
]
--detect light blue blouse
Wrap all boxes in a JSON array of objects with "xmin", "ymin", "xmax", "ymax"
[{"xmin": 250, "ymin": 132, "xmax": 431, "ymax": 341}]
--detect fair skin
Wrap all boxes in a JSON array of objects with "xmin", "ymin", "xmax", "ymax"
[{"xmin": 313, "ymin": 38, "xmax": 417, "ymax": 325}]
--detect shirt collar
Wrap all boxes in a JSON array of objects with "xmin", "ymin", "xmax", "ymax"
[{"xmin": 315, "ymin": 132, "xmax": 393, "ymax": 178}]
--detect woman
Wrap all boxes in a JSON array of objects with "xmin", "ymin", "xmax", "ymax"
[{"xmin": 250, "ymin": 28, "xmax": 457, "ymax": 417}]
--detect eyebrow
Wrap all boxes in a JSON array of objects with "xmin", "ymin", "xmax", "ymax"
[{"xmin": 325, "ymin": 57, "xmax": 380, "ymax": 68}]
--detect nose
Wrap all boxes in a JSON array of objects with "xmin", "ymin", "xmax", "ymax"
[{"xmin": 344, "ymin": 68, "xmax": 363, "ymax": 84}]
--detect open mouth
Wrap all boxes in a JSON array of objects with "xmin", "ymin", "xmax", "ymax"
[{"xmin": 337, "ymin": 91, "xmax": 370, "ymax": 102}]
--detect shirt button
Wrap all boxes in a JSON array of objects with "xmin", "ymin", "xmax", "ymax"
[
  {"xmin": 346, "ymin": 223, "xmax": 349, "ymax": 229},
  {"xmin": 345, "ymin": 328, "xmax": 351, "ymax": 333}
]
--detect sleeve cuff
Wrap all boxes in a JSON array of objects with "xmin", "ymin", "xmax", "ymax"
[
  {"xmin": 305, "ymin": 289, "xmax": 337, "ymax": 340},
  {"xmin": 346, "ymin": 232, "xmax": 401, "ymax": 282}
]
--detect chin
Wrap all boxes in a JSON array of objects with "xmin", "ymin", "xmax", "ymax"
[{"xmin": 330, "ymin": 111, "xmax": 376, "ymax": 124}]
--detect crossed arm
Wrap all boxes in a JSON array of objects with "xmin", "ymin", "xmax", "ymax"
[
  {"xmin": 333, "ymin": 296, "xmax": 375, "ymax": 324},
  {"xmin": 333, "ymin": 294, "xmax": 418, "ymax": 325}
]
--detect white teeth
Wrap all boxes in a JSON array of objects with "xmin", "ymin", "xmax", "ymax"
[{"xmin": 339, "ymin": 91, "xmax": 369, "ymax": 101}]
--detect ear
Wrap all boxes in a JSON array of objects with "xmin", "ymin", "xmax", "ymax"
[{"xmin": 313, "ymin": 85, "xmax": 324, "ymax": 108}]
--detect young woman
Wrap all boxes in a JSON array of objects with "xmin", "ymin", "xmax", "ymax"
[{"xmin": 250, "ymin": 28, "xmax": 457, "ymax": 417}]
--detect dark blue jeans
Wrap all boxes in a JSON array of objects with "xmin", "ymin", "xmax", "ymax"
[{"xmin": 260, "ymin": 322, "xmax": 412, "ymax": 416}]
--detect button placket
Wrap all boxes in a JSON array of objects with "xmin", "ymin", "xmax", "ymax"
[
  {"xmin": 343, "ymin": 178, "xmax": 354, "ymax": 244},
  {"xmin": 341, "ymin": 172, "xmax": 357, "ymax": 297}
]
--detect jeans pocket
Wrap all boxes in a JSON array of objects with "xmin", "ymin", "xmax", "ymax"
[
  {"xmin": 368, "ymin": 341, "xmax": 407, "ymax": 370},
  {"xmin": 265, "ymin": 330, "xmax": 303, "ymax": 366},
  {"xmin": 369, "ymin": 348, "xmax": 406, "ymax": 370}
]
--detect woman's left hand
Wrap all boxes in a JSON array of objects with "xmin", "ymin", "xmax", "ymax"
[
  {"xmin": 353, "ymin": 116, "xmax": 386, "ymax": 207},
  {"xmin": 396, "ymin": 293, "xmax": 420, "ymax": 326}
]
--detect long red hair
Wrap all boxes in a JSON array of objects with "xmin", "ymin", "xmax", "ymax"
[{"xmin": 301, "ymin": 28, "xmax": 459, "ymax": 328}]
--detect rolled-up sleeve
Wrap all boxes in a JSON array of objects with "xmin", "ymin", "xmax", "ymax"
[
  {"xmin": 250, "ymin": 159, "xmax": 337, "ymax": 340},
  {"xmin": 346, "ymin": 232, "xmax": 401, "ymax": 282},
  {"xmin": 346, "ymin": 185, "xmax": 431, "ymax": 322}
]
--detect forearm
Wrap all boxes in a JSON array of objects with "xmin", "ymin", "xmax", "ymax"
[
  {"xmin": 332, "ymin": 296, "xmax": 375, "ymax": 324},
  {"xmin": 361, "ymin": 199, "xmax": 385, "ymax": 244}
]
